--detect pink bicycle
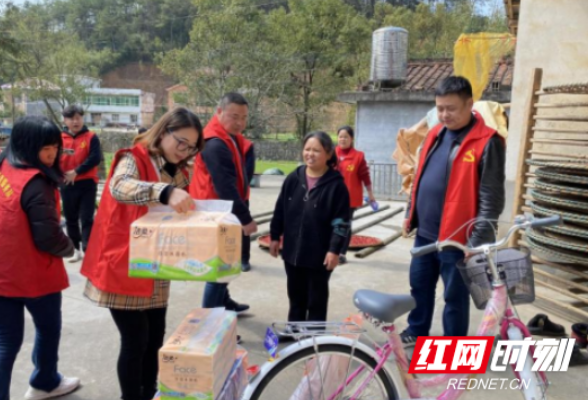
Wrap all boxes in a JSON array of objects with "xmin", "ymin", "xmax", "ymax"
[{"xmin": 244, "ymin": 214, "xmax": 562, "ymax": 400}]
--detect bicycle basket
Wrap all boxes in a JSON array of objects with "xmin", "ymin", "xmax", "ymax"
[{"xmin": 457, "ymin": 247, "xmax": 535, "ymax": 310}]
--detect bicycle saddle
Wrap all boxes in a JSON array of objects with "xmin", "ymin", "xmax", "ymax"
[{"xmin": 353, "ymin": 290, "xmax": 416, "ymax": 323}]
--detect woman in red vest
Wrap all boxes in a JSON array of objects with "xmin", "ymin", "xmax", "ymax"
[
  {"xmin": 335, "ymin": 126, "xmax": 375, "ymax": 264},
  {"xmin": 81, "ymin": 108, "xmax": 203, "ymax": 400},
  {"xmin": 0, "ymin": 116, "xmax": 80, "ymax": 400}
]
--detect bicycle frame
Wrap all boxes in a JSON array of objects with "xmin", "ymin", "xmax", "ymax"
[
  {"xmin": 327, "ymin": 262, "xmax": 548, "ymax": 400},
  {"xmin": 247, "ymin": 215, "xmax": 560, "ymax": 400}
]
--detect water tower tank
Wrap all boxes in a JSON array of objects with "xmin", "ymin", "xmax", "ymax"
[{"xmin": 370, "ymin": 27, "xmax": 408, "ymax": 88}]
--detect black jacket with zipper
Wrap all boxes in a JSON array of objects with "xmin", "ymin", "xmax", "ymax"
[{"xmin": 270, "ymin": 166, "xmax": 351, "ymax": 268}]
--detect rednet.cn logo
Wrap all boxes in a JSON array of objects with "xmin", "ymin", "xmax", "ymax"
[{"xmin": 408, "ymin": 336, "xmax": 576, "ymax": 390}]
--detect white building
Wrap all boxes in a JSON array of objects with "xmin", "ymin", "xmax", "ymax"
[
  {"xmin": 1, "ymin": 78, "xmax": 155, "ymax": 127},
  {"xmin": 85, "ymin": 88, "xmax": 143, "ymax": 126}
]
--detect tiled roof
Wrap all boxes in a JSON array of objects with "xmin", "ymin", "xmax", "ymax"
[{"xmin": 396, "ymin": 59, "xmax": 514, "ymax": 93}]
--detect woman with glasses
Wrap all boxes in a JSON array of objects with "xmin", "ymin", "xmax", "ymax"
[{"xmin": 80, "ymin": 107, "xmax": 203, "ymax": 400}]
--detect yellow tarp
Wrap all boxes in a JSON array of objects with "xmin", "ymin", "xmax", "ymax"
[{"xmin": 453, "ymin": 33, "xmax": 516, "ymax": 101}]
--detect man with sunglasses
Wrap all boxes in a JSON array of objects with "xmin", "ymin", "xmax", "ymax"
[{"xmin": 190, "ymin": 92, "xmax": 256, "ymax": 315}]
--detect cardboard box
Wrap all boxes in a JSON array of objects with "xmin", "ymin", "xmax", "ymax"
[
  {"xmin": 217, "ymin": 350, "xmax": 248, "ymax": 400},
  {"xmin": 154, "ymin": 348, "xmax": 248, "ymax": 400},
  {"xmin": 129, "ymin": 200, "xmax": 242, "ymax": 282},
  {"xmin": 159, "ymin": 308, "xmax": 237, "ymax": 400}
]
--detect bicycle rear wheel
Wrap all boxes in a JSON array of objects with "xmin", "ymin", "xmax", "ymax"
[{"xmin": 250, "ymin": 343, "xmax": 398, "ymax": 400}]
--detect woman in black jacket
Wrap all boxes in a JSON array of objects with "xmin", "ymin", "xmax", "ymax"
[{"xmin": 269, "ymin": 131, "xmax": 350, "ymax": 323}]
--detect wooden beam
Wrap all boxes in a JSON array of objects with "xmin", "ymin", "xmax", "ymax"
[
  {"xmin": 352, "ymin": 205, "xmax": 392, "ymax": 221},
  {"xmin": 255, "ymin": 216, "xmax": 273, "ymax": 225},
  {"xmin": 352, "ymin": 207, "xmax": 404, "ymax": 234},
  {"xmin": 534, "ymin": 294, "xmax": 588, "ymax": 322},
  {"xmin": 536, "ymin": 91, "xmax": 588, "ymax": 96},
  {"xmin": 534, "ymin": 115, "xmax": 588, "ymax": 122},
  {"xmin": 252, "ymin": 210, "xmax": 274, "ymax": 219},
  {"xmin": 533, "ymin": 130, "xmax": 588, "ymax": 137},
  {"xmin": 534, "ymin": 102, "xmax": 588, "ymax": 109},
  {"xmin": 354, "ymin": 231, "xmax": 402, "ymax": 259},
  {"xmin": 535, "ymin": 280, "xmax": 588, "ymax": 306},
  {"xmin": 510, "ymin": 68, "xmax": 543, "ymax": 247},
  {"xmin": 533, "ymin": 256, "xmax": 588, "ymax": 280},
  {"xmin": 529, "ymin": 150, "xmax": 588, "ymax": 159},
  {"xmin": 531, "ymin": 138, "xmax": 588, "ymax": 147},
  {"xmin": 506, "ymin": 0, "xmax": 514, "ymax": 20},
  {"xmin": 251, "ymin": 229, "xmax": 269, "ymax": 240},
  {"xmin": 534, "ymin": 269, "xmax": 588, "ymax": 294}
]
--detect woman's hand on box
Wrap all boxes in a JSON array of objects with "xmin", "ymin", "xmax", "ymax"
[
  {"xmin": 269, "ymin": 240, "xmax": 280, "ymax": 258},
  {"xmin": 169, "ymin": 188, "xmax": 195, "ymax": 214}
]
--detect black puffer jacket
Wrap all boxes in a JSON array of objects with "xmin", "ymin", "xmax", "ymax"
[
  {"xmin": 270, "ymin": 166, "xmax": 350, "ymax": 268},
  {"xmin": 21, "ymin": 175, "xmax": 75, "ymax": 257}
]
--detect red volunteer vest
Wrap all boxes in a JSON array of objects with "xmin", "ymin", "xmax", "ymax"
[
  {"xmin": 189, "ymin": 115, "xmax": 251, "ymax": 201},
  {"xmin": 336, "ymin": 146, "xmax": 366, "ymax": 208},
  {"xmin": 408, "ymin": 112, "xmax": 501, "ymax": 244},
  {"xmin": 81, "ymin": 144, "xmax": 162, "ymax": 297},
  {"xmin": 61, "ymin": 130, "xmax": 99, "ymax": 183},
  {"xmin": 0, "ymin": 162, "xmax": 69, "ymax": 297}
]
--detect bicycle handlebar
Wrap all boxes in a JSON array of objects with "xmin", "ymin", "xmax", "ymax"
[
  {"xmin": 529, "ymin": 214, "xmax": 562, "ymax": 228},
  {"xmin": 410, "ymin": 242, "xmax": 438, "ymax": 257},
  {"xmin": 410, "ymin": 214, "xmax": 563, "ymax": 257}
]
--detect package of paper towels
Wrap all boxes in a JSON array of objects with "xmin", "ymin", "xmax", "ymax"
[
  {"xmin": 158, "ymin": 308, "xmax": 237, "ymax": 400},
  {"xmin": 129, "ymin": 200, "xmax": 242, "ymax": 282}
]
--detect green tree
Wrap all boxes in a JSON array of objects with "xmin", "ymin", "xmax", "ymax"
[
  {"xmin": 374, "ymin": 0, "xmax": 507, "ymax": 59},
  {"xmin": 49, "ymin": 0, "xmax": 197, "ymax": 69},
  {"xmin": 158, "ymin": 0, "xmax": 291, "ymax": 137},
  {"xmin": 0, "ymin": 4, "xmax": 112, "ymax": 124},
  {"xmin": 268, "ymin": 0, "xmax": 371, "ymax": 139}
]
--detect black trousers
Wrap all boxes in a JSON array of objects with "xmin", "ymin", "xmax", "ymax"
[
  {"xmin": 109, "ymin": 308, "xmax": 167, "ymax": 400},
  {"xmin": 285, "ymin": 263, "xmax": 333, "ymax": 322},
  {"xmin": 340, "ymin": 208, "xmax": 357, "ymax": 255},
  {"xmin": 61, "ymin": 179, "xmax": 97, "ymax": 251},
  {"xmin": 242, "ymin": 200, "xmax": 251, "ymax": 264},
  {"xmin": 242, "ymin": 234, "xmax": 251, "ymax": 265}
]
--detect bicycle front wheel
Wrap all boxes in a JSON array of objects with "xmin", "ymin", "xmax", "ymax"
[{"xmin": 250, "ymin": 343, "xmax": 398, "ymax": 400}]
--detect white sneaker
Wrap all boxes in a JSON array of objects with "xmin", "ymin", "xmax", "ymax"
[
  {"xmin": 24, "ymin": 376, "xmax": 80, "ymax": 400},
  {"xmin": 68, "ymin": 250, "xmax": 81, "ymax": 263}
]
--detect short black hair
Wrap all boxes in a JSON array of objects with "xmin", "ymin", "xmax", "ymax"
[
  {"xmin": 138, "ymin": 127, "xmax": 148, "ymax": 134},
  {"xmin": 62, "ymin": 104, "xmax": 85, "ymax": 118},
  {"xmin": 0, "ymin": 115, "xmax": 63, "ymax": 184},
  {"xmin": 219, "ymin": 92, "xmax": 248, "ymax": 109},
  {"xmin": 435, "ymin": 76, "xmax": 473, "ymax": 100}
]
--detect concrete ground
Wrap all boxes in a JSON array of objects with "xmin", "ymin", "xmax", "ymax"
[{"xmin": 9, "ymin": 175, "xmax": 587, "ymax": 400}]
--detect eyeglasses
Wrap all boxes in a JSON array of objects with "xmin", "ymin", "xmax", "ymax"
[{"xmin": 168, "ymin": 130, "xmax": 199, "ymax": 155}]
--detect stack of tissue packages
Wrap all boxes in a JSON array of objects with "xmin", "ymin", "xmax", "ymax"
[{"xmin": 158, "ymin": 308, "xmax": 237, "ymax": 400}]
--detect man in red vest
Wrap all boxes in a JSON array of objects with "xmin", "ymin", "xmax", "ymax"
[
  {"xmin": 190, "ymin": 93, "xmax": 256, "ymax": 313},
  {"xmin": 401, "ymin": 77, "xmax": 506, "ymax": 343},
  {"xmin": 60, "ymin": 105, "xmax": 102, "ymax": 262}
]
